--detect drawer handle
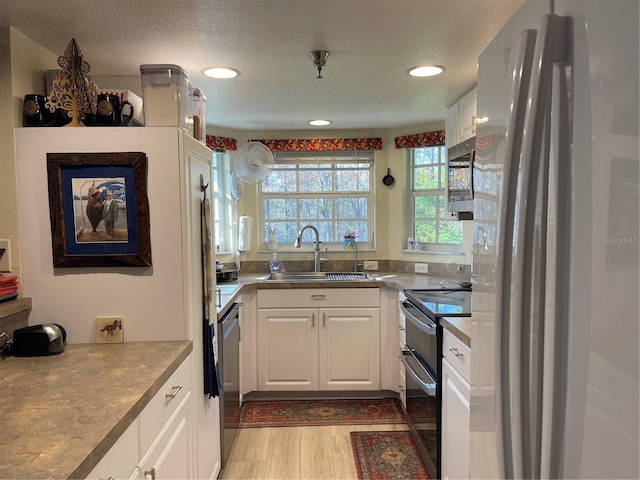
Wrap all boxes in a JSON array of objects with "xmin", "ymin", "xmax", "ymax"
[
  {"xmin": 144, "ymin": 467, "xmax": 156, "ymax": 480},
  {"xmin": 449, "ymin": 347, "xmax": 464, "ymax": 358},
  {"xmin": 165, "ymin": 385, "xmax": 183, "ymax": 399},
  {"xmin": 311, "ymin": 294, "xmax": 326, "ymax": 300}
]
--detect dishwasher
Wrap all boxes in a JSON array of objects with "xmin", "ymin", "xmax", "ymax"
[{"xmin": 218, "ymin": 302, "xmax": 240, "ymax": 468}]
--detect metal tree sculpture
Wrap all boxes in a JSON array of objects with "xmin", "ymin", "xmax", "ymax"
[{"xmin": 46, "ymin": 38, "xmax": 97, "ymax": 127}]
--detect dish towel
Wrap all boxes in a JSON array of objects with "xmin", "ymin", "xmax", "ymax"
[
  {"xmin": 201, "ymin": 196, "xmax": 220, "ymax": 398},
  {"xmin": 203, "ymin": 320, "xmax": 220, "ymax": 398}
]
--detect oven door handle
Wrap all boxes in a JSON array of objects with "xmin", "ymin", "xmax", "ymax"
[
  {"xmin": 401, "ymin": 348, "xmax": 436, "ymax": 396},
  {"xmin": 400, "ymin": 302, "xmax": 437, "ymax": 335}
]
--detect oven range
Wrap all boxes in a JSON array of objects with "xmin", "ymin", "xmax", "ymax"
[{"xmin": 400, "ymin": 288, "xmax": 472, "ymax": 479}]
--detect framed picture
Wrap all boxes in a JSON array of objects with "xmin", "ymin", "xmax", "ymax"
[{"xmin": 46, "ymin": 152, "xmax": 152, "ymax": 268}]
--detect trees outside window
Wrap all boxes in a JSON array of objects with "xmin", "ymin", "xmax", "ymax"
[
  {"xmin": 259, "ymin": 151, "xmax": 374, "ymax": 248},
  {"xmin": 410, "ymin": 146, "xmax": 463, "ymax": 248}
]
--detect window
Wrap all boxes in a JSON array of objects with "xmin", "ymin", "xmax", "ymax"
[
  {"xmin": 212, "ymin": 150, "xmax": 236, "ymax": 253},
  {"xmin": 409, "ymin": 146, "xmax": 463, "ymax": 250},
  {"xmin": 259, "ymin": 151, "xmax": 374, "ymax": 248}
]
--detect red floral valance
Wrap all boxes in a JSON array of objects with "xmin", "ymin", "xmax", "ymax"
[
  {"xmin": 250, "ymin": 137, "xmax": 383, "ymax": 151},
  {"xmin": 394, "ymin": 130, "xmax": 445, "ymax": 148},
  {"xmin": 206, "ymin": 135, "xmax": 237, "ymax": 151}
]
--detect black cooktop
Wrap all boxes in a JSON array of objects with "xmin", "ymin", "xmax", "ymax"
[{"xmin": 404, "ymin": 288, "xmax": 472, "ymax": 319}]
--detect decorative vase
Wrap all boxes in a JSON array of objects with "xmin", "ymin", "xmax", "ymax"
[{"xmin": 343, "ymin": 238, "xmax": 355, "ymax": 250}]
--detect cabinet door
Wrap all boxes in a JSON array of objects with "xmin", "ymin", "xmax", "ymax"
[
  {"xmin": 445, "ymin": 103, "xmax": 460, "ymax": 148},
  {"xmin": 139, "ymin": 402, "xmax": 193, "ymax": 480},
  {"xmin": 458, "ymin": 87, "xmax": 477, "ymax": 142},
  {"xmin": 441, "ymin": 358, "xmax": 470, "ymax": 480},
  {"xmin": 318, "ymin": 308, "xmax": 380, "ymax": 390},
  {"xmin": 257, "ymin": 308, "xmax": 318, "ymax": 390}
]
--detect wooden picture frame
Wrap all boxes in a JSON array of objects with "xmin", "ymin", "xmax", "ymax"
[{"xmin": 46, "ymin": 152, "xmax": 152, "ymax": 268}]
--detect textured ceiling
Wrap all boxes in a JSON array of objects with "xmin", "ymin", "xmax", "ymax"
[{"xmin": 1, "ymin": 0, "xmax": 525, "ymax": 131}]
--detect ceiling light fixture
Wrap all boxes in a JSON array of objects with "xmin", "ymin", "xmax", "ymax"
[
  {"xmin": 308, "ymin": 119, "xmax": 331, "ymax": 126},
  {"xmin": 310, "ymin": 50, "xmax": 329, "ymax": 79},
  {"xmin": 202, "ymin": 66, "xmax": 240, "ymax": 79},
  {"xmin": 407, "ymin": 65, "xmax": 445, "ymax": 77}
]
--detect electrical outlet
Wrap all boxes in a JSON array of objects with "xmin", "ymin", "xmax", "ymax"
[
  {"xmin": 0, "ymin": 239, "xmax": 11, "ymax": 273},
  {"xmin": 414, "ymin": 263, "xmax": 429, "ymax": 274},
  {"xmin": 363, "ymin": 260, "xmax": 378, "ymax": 271}
]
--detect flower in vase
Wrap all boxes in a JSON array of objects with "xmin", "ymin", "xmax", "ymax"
[{"xmin": 342, "ymin": 229, "xmax": 358, "ymax": 239}]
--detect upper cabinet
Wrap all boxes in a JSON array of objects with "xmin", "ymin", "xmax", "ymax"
[{"xmin": 445, "ymin": 87, "xmax": 477, "ymax": 148}]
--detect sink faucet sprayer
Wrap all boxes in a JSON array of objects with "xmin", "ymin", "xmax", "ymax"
[{"xmin": 294, "ymin": 225, "xmax": 321, "ymax": 272}]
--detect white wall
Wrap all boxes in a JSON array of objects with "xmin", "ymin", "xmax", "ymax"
[{"xmin": 14, "ymin": 127, "xmax": 192, "ymax": 344}]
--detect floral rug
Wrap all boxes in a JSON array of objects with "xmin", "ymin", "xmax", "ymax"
[
  {"xmin": 238, "ymin": 398, "xmax": 405, "ymax": 428},
  {"xmin": 350, "ymin": 431, "xmax": 431, "ymax": 479}
]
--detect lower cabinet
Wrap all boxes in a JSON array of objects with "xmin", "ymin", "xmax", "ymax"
[
  {"xmin": 257, "ymin": 288, "xmax": 381, "ymax": 391},
  {"xmin": 87, "ymin": 355, "xmax": 193, "ymax": 479},
  {"xmin": 441, "ymin": 329, "xmax": 471, "ymax": 480}
]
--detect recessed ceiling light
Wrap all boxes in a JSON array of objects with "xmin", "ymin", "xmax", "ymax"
[
  {"xmin": 308, "ymin": 119, "xmax": 332, "ymax": 126},
  {"xmin": 202, "ymin": 67, "xmax": 240, "ymax": 79},
  {"xmin": 407, "ymin": 65, "xmax": 445, "ymax": 77}
]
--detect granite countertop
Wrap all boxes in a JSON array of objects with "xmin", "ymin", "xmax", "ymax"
[
  {"xmin": 440, "ymin": 316, "xmax": 473, "ymax": 347},
  {"xmin": 0, "ymin": 340, "xmax": 192, "ymax": 480}
]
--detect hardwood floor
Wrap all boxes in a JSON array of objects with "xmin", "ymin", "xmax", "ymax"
[{"xmin": 221, "ymin": 423, "xmax": 410, "ymax": 480}]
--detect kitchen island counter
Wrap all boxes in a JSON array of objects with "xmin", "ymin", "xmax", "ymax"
[{"xmin": 0, "ymin": 340, "xmax": 192, "ymax": 480}]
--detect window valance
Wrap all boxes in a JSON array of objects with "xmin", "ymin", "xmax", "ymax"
[
  {"xmin": 250, "ymin": 137, "xmax": 383, "ymax": 152},
  {"xmin": 272, "ymin": 150, "xmax": 375, "ymax": 163},
  {"xmin": 206, "ymin": 135, "xmax": 237, "ymax": 151},
  {"xmin": 394, "ymin": 130, "xmax": 445, "ymax": 148}
]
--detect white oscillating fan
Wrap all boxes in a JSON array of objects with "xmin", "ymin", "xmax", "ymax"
[
  {"xmin": 232, "ymin": 141, "xmax": 274, "ymax": 184},
  {"xmin": 230, "ymin": 171, "xmax": 244, "ymax": 200}
]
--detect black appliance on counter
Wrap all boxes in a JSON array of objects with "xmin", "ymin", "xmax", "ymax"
[
  {"xmin": 400, "ymin": 288, "xmax": 471, "ymax": 479},
  {"xmin": 8, "ymin": 323, "xmax": 67, "ymax": 356},
  {"xmin": 216, "ymin": 269, "xmax": 238, "ymax": 283}
]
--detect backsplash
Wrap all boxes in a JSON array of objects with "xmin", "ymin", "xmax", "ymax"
[{"xmin": 238, "ymin": 260, "xmax": 470, "ymax": 278}]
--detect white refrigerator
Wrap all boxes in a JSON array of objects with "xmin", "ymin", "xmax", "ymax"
[{"xmin": 471, "ymin": 0, "xmax": 639, "ymax": 478}]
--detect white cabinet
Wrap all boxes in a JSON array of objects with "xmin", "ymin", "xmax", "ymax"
[
  {"xmin": 458, "ymin": 87, "xmax": 478, "ymax": 142},
  {"xmin": 441, "ymin": 329, "xmax": 471, "ymax": 480},
  {"xmin": 445, "ymin": 87, "xmax": 477, "ymax": 147},
  {"xmin": 445, "ymin": 103, "xmax": 460, "ymax": 148},
  {"xmin": 138, "ymin": 355, "xmax": 193, "ymax": 479},
  {"xmin": 87, "ymin": 355, "xmax": 193, "ymax": 480},
  {"xmin": 257, "ymin": 308, "xmax": 318, "ymax": 389},
  {"xmin": 257, "ymin": 288, "xmax": 381, "ymax": 391}
]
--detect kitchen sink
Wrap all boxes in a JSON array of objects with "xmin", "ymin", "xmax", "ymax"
[{"xmin": 263, "ymin": 271, "xmax": 376, "ymax": 282}]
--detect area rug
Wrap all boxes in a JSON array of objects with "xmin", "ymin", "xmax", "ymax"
[
  {"xmin": 350, "ymin": 431, "xmax": 431, "ymax": 479},
  {"xmin": 238, "ymin": 398, "xmax": 405, "ymax": 428}
]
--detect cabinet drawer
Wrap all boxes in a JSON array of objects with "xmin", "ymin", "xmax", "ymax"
[
  {"xmin": 443, "ymin": 329, "xmax": 471, "ymax": 383},
  {"xmin": 140, "ymin": 355, "xmax": 192, "ymax": 455},
  {"xmin": 258, "ymin": 288, "xmax": 380, "ymax": 308}
]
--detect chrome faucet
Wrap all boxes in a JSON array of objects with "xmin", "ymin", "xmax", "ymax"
[{"xmin": 294, "ymin": 225, "xmax": 321, "ymax": 272}]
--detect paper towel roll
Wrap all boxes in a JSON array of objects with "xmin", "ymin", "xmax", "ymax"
[{"xmin": 238, "ymin": 216, "xmax": 253, "ymax": 252}]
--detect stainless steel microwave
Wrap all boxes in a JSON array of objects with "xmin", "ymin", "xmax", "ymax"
[{"xmin": 446, "ymin": 137, "xmax": 475, "ymax": 219}]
